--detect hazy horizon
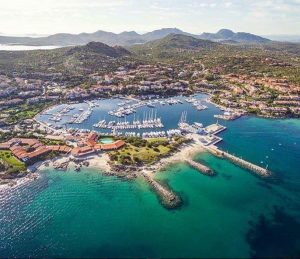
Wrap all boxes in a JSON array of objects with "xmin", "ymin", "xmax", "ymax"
[
  {"xmin": 0, "ymin": 0, "xmax": 300, "ymax": 36},
  {"xmin": 1, "ymin": 29, "xmax": 300, "ymax": 39}
]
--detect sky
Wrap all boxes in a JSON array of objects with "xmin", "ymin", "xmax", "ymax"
[{"xmin": 0, "ymin": 0, "xmax": 300, "ymax": 36}]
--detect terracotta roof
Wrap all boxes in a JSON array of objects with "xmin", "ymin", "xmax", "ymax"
[
  {"xmin": 27, "ymin": 147, "xmax": 50, "ymax": 159},
  {"xmin": 2, "ymin": 138, "xmax": 52, "ymax": 161},
  {"xmin": 71, "ymin": 146, "xmax": 95, "ymax": 157},
  {"xmin": 48, "ymin": 145, "xmax": 60, "ymax": 151},
  {"xmin": 87, "ymin": 139, "xmax": 96, "ymax": 147},
  {"xmin": 87, "ymin": 132, "xmax": 98, "ymax": 141},
  {"xmin": 80, "ymin": 146, "xmax": 93, "ymax": 153},
  {"xmin": 32, "ymin": 143, "xmax": 43, "ymax": 149},
  {"xmin": 71, "ymin": 147, "xmax": 81, "ymax": 155},
  {"xmin": 9, "ymin": 138, "xmax": 39, "ymax": 146},
  {"xmin": 114, "ymin": 140, "xmax": 125, "ymax": 148},
  {"xmin": 0, "ymin": 143, "xmax": 10, "ymax": 149},
  {"xmin": 100, "ymin": 140, "xmax": 125, "ymax": 150},
  {"xmin": 48, "ymin": 145, "xmax": 72, "ymax": 153},
  {"xmin": 94, "ymin": 144, "xmax": 102, "ymax": 151},
  {"xmin": 63, "ymin": 146, "xmax": 72, "ymax": 153}
]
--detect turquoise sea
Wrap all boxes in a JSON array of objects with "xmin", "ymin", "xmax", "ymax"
[{"xmin": 1, "ymin": 96, "xmax": 300, "ymax": 258}]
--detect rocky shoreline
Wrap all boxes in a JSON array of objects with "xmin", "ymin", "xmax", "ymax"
[{"xmin": 0, "ymin": 139, "xmax": 207, "ymax": 208}]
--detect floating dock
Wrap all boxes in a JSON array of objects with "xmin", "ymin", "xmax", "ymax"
[
  {"xmin": 206, "ymin": 145, "xmax": 271, "ymax": 177},
  {"xmin": 185, "ymin": 159, "xmax": 215, "ymax": 176}
]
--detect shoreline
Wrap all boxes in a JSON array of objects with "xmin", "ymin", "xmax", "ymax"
[
  {"xmin": 0, "ymin": 135, "xmax": 206, "ymax": 188},
  {"xmin": 151, "ymin": 139, "xmax": 205, "ymax": 172},
  {"xmin": 0, "ymin": 171, "xmax": 39, "ymax": 192},
  {"xmin": 0, "ymin": 138, "xmax": 205, "ymax": 209},
  {"xmin": 0, "ymin": 153, "xmax": 113, "ymax": 191}
]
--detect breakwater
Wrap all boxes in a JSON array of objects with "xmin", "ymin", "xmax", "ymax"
[
  {"xmin": 141, "ymin": 170, "xmax": 181, "ymax": 209},
  {"xmin": 207, "ymin": 145, "xmax": 271, "ymax": 177},
  {"xmin": 185, "ymin": 159, "xmax": 215, "ymax": 176}
]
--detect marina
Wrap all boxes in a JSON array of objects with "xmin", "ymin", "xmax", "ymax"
[
  {"xmin": 36, "ymin": 96, "xmax": 212, "ymax": 144},
  {"xmin": 94, "ymin": 110, "xmax": 164, "ymax": 130},
  {"xmin": 35, "ymin": 94, "xmax": 275, "ymax": 179}
]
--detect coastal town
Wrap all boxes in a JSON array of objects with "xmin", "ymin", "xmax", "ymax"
[
  {"xmin": 0, "ymin": 34, "xmax": 298, "ymax": 207},
  {"xmin": 1, "ymin": 0, "xmax": 300, "ymax": 256},
  {"xmin": 1, "ymin": 57, "xmax": 300, "ymax": 131},
  {"xmin": 0, "ymin": 35, "xmax": 297, "ymax": 208},
  {"xmin": 0, "ymin": 91, "xmax": 272, "ymax": 208}
]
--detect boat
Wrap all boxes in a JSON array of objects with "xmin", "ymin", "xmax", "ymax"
[
  {"xmin": 194, "ymin": 122, "xmax": 204, "ymax": 128},
  {"xmin": 147, "ymin": 103, "xmax": 155, "ymax": 108}
]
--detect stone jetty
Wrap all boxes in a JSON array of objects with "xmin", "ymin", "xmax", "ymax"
[
  {"xmin": 207, "ymin": 145, "xmax": 271, "ymax": 177},
  {"xmin": 141, "ymin": 170, "xmax": 181, "ymax": 209},
  {"xmin": 185, "ymin": 159, "xmax": 215, "ymax": 176}
]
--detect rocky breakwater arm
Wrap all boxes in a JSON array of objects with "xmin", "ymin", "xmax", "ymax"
[
  {"xmin": 207, "ymin": 145, "xmax": 271, "ymax": 177},
  {"xmin": 185, "ymin": 159, "xmax": 215, "ymax": 176},
  {"xmin": 141, "ymin": 170, "xmax": 181, "ymax": 209}
]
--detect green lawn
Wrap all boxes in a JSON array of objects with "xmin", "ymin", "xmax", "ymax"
[
  {"xmin": 109, "ymin": 138, "xmax": 172, "ymax": 165},
  {"xmin": 0, "ymin": 150, "xmax": 27, "ymax": 173},
  {"xmin": 38, "ymin": 138, "xmax": 65, "ymax": 146}
]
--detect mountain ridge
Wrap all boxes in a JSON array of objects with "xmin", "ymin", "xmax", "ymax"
[
  {"xmin": 141, "ymin": 34, "xmax": 219, "ymax": 50},
  {"xmin": 199, "ymin": 29, "xmax": 270, "ymax": 43},
  {"xmin": 0, "ymin": 28, "xmax": 271, "ymax": 46}
]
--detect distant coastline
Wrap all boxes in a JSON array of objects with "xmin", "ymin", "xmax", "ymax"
[{"xmin": 0, "ymin": 44, "xmax": 62, "ymax": 51}]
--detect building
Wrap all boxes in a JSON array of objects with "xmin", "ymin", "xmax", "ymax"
[{"xmin": 0, "ymin": 138, "xmax": 51, "ymax": 163}]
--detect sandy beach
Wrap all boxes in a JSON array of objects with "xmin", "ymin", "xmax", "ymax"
[
  {"xmin": 84, "ymin": 153, "xmax": 112, "ymax": 172},
  {"xmin": 149, "ymin": 135, "xmax": 205, "ymax": 173},
  {"xmin": 43, "ymin": 153, "xmax": 112, "ymax": 172}
]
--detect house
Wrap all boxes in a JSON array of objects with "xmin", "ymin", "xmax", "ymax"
[
  {"xmin": 71, "ymin": 146, "xmax": 95, "ymax": 157},
  {"xmin": 100, "ymin": 140, "xmax": 125, "ymax": 151}
]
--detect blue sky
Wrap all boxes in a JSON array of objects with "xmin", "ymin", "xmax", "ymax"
[{"xmin": 0, "ymin": 0, "xmax": 300, "ymax": 35}]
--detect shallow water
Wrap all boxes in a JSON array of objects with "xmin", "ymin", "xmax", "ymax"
[{"xmin": 1, "ymin": 96, "xmax": 300, "ymax": 258}]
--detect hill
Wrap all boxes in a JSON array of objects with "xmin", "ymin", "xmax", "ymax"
[
  {"xmin": 143, "ymin": 34, "xmax": 219, "ymax": 50},
  {"xmin": 67, "ymin": 42, "xmax": 131, "ymax": 57},
  {"xmin": 199, "ymin": 29, "xmax": 270, "ymax": 43},
  {"xmin": 0, "ymin": 42, "xmax": 132, "ymax": 75},
  {"xmin": 142, "ymin": 28, "xmax": 194, "ymax": 41},
  {"xmin": 130, "ymin": 34, "xmax": 219, "ymax": 61},
  {"xmin": 0, "ymin": 28, "xmax": 191, "ymax": 47},
  {"xmin": 0, "ymin": 28, "xmax": 272, "ymax": 47}
]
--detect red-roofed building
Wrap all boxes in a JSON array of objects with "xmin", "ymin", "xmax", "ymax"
[
  {"xmin": 71, "ymin": 146, "xmax": 95, "ymax": 157},
  {"xmin": 100, "ymin": 140, "xmax": 125, "ymax": 150},
  {"xmin": 86, "ymin": 132, "xmax": 98, "ymax": 147},
  {"xmin": 0, "ymin": 138, "xmax": 54, "ymax": 163}
]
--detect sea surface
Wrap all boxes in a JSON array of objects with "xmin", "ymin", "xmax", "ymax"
[
  {"xmin": 0, "ymin": 45, "xmax": 62, "ymax": 51},
  {"xmin": 1, "ymin": 95, "xmax": 300, "ymax": 258}
]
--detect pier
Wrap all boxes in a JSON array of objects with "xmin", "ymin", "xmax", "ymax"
[
  {"xmin": 205, "ymin": 123, "xmax": 227, "ymax": 135},
  {"xmin": 207, "ymin": 145, "xmax": 271, "ymax": 177},
  {"xmin": 141, "ymin": 170, "xmax": 181, "ymax": 209},
  {"xmin": 185, "ymin": 159, "xmax": 215, "ymax": 176}
]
